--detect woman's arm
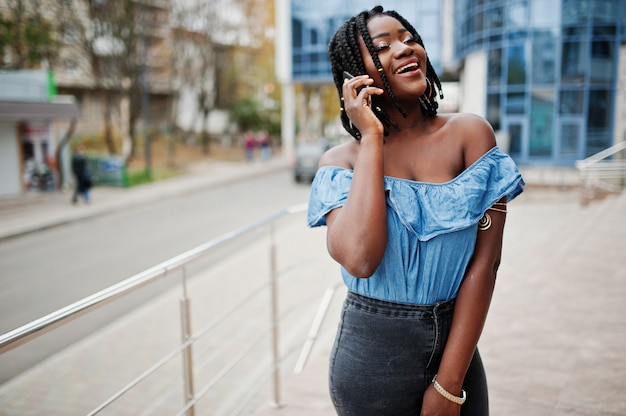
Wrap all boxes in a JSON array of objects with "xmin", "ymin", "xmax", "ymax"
[
  {"xmin": 323, "ymin": 76, "xmax": 388, "ymax": 278},
  {"xmin": 421, "ymin": 115, "xmax": 504, "ymax": 415},
  {"xmin": 421, "ymin": 202, "xmax": 506, "ymax": 416}
]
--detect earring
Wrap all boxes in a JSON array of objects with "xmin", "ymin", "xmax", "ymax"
[{"xmin": 423, "ymin": 77, "xmax": 433, "ymax": 100}]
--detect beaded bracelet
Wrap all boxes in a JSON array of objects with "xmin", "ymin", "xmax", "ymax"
[{"xmin": 432, "ymin": 375, "xmax": 467, "ymax": 405}]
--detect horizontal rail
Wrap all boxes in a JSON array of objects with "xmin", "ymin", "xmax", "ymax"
[
  {"xmin": 575, "ymin": 141, "xmax": 626, "ymax": 170},
  {"xmin": 0, "ymin": 203, "xmax": 308, "ymax": 355}
]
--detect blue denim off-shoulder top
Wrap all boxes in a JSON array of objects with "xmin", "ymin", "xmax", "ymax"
[{"xmin": 307, "ymin": 146, "xmax": 525, "ymax": 305}]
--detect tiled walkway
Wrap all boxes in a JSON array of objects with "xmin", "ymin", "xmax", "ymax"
[{"xmin": 1, "ymin": 161, "xmax": 625, "ymax": 415}]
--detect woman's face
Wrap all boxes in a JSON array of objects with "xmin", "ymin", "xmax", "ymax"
[{"xmin": 358, "ymin": 15, "xmax": 428, "ymax": 104}]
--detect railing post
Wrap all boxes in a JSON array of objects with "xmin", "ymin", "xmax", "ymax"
[
  {"xmin": 268, "ymin": 223, "xmax": 284, "ymax": 409},
  {"xmin": 180, "ymin": 268, "xmax": 196, "ymax": 416}
]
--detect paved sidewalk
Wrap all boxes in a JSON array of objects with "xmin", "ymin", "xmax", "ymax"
[
  {"xmin": 0, "ymin": 157, "xmax": 291, "ymax": 241},
  {"xmin": 2, "ymin": 162, "xmax": 625, "ymax": 416},
  {"xmin": 0, "ymin": 163, "xmax": 580, "ymax": 242}
]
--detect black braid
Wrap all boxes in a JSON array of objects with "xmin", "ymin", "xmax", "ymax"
[{"xmin": 328, "ymin": 5, "xmax": 444, "ymax": 139}]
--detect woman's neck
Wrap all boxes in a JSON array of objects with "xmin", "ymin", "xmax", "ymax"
[{"xmin": 385, "ymin": 105, "xmax": 427, "ymax": 133}]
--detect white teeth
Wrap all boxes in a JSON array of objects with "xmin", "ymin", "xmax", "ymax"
[{"xmin": 395, "ymin": 62, "xmax": 419, "ymax": 74}]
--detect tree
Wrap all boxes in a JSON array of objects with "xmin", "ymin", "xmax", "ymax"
[
  {"xmin": 171, "ymin": 0, "xmax": 244, "ymax": 154},
  {"xmin": 81, "ymin": 0, "xmax": 140, "ymax": 156},
  {"xmin": 0, "ymin": 0, "xmax": 64, "ymax": 69},
  {"xmin": 170, "ymin": 0, "xmax": 281, "ymax": 149}
]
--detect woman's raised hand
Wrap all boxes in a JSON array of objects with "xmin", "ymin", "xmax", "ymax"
[{"xmin": 342, "ymin": 74, "xmax": 385, "ymax": 139}]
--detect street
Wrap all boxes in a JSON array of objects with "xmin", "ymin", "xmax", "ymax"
[{"xmin": 0, "ymin": 170, "xmax": 314, "ymax": 384}]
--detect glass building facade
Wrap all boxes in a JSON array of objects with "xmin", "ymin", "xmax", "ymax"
[
  {"xmin": 454, "ymin": 0, "xmax": 626, "ymax": 165},
  {"xmin": 291, "ymin": 0, "xmax": 442, "ymax": 83}
]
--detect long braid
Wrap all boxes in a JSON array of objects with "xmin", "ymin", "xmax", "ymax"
[{"xmin": 328, "ymin": 5, "xmax": 444, "ymax": 139}]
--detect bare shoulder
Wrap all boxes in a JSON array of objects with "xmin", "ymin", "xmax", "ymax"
[
  {"xmin": 318, "ymin": 141, "xmax": 358, "ymax": 169},
  {"xmin": 446, "ymin": 113, "xmax": 497, "ymax": 165}
]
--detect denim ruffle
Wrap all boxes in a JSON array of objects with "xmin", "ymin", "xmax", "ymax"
[
  {"xmin": 307, "ymin": 146, "xmax": 524, "ymax": 240},
  {"xmin": 306, "ymin": 146, "xmax": 524, "ymax": 304}
]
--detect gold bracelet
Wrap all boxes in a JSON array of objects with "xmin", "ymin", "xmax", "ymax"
[
  {"xmin": 432, "ymin": 375, "xmax": 467, "ymax": 405},
  {"xmin": 487, "ymin": 206, "xmax": 507, "ymax": 213}
]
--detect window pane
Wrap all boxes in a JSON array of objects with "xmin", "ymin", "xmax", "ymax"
[
  {"xmin": 487, "ymin": 93, "xmax": 501, "ymax": 130},
  {"xmin": 506, "ymin": 92, "xmax": 526, "ymax": 114},
  {"xmin": 488, "ymin": 48, "xmax": 502, "ymax": 86},
  {"xmin": 592, "ymin": 0, "xmax": 618, "ymax": 22},
  {"xmin": 562, "ymin": 0, "xmax": 589, "ymax": 23},
  {"xmin": 530, "ymin": 0, "xmax": 561, "ymax": 28},
  {"xmin": 561, "ymin": 41, "xmax": 587, "ymax": 83},
  {"xmin": 507, "ymin": 2, "xmax": 528, "ymax": 29},
  {"xmin": 587, "ymin": 89, "xmax": 611, "ymax": 132},
  {"xmin": 586, "ymin": 89, "xmax": 612, "ymax": 156},
  {"xmin": 486, "ymin": 5, "xmax": 503, "ymax": 30},
  {"xmin": 532, "ymin": 36, "xmax": 556, "ymax": 84},
  {"xmin": 589, "ymin": 40, "xmax": 614, "ymax": 84},
  {"xmin": 559, "ymin": 89, "xmax": 584, "ymax": 114},
  {"xmin": 507, "ymin": 44, "xmax": 527, "ymax": 85},
  {"xmin": 529, "ymin": 91, "xmax": 554, "ymax": 157},
  {"xmin": 508, "ymin": 124, "xmax": 523, "ymax": 156},
  {"xmin": 560, "ymin": 122, "xmax": 580, "ymax": 158}
]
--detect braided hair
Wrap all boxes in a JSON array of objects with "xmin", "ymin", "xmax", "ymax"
[{"xmin": 328, "ymin": 5, "xmax": 443, "ymax": 139}]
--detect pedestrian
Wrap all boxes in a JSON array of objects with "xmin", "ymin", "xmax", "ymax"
[
  {"xmin": 307, "ymin": 6, "xmax": 525, "ymax": 416},
  {"xmin": 243, "ymin": 130, "xmax": 256, "ymax": 162},
  {"xmin": 258, "ymin": 130, "xmax": 272, "ymax": 161},
  {"xmin": 71, "ymin": 145, "xmax": 91, "ymax": 204}
]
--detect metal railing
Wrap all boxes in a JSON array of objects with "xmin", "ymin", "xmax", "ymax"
[
  {"xmin": 0, "ymin": 203, "xmax": 340, "ymax": 415},
  {"xmin": 575, "ymin": 141, "xmax": 626, "ymax": 205}
]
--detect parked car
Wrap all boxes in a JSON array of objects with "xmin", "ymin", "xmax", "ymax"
[{"xmin": 293, "ymin": 140, "xmax": 331, "ymax": 183}]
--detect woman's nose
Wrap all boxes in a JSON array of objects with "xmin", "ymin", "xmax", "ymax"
[{"xmin": 393, "ymin": 42, "xmax": 414, "ymax": 58}]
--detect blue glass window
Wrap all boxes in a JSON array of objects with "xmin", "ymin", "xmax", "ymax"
[
  {"xmin": 559, "ymin": 89, "xmax": 584, "ymax": 114},
  {"xmin": 560, "ymin": 122, "xmax": 581, "ymax": 159},
  {"xmin": 488, "ymin": 48, "xmax": 502, "ymax": 86},
  {"xmin": 562, "ymin": 0, "xmax": 589, "ymax": 23},
  {"xmin": 486, "ymin": 5, "xmax": 503, "ymax": 30},
  {"xmin": 530, "ymin": 0, "xmax": 561, "ymax": 29},
  {"xmin": 561, "ymin": 41, "xmax": 587, "ymax": 84},
  {"xmin": 507, "ymin": 44, "xmax": 527, "ymax": 85},
  {"xmin": 529, "ymin": 90, "xmax": 555, "ymax": 157},
  {"xmin": 592, "ymin": 0, "xmax": 619, "ymax": 22},
  {"xmin": 532, "ymin": 34, "xmax": 556, "ymax": 84},
  {"xmin": 506, "ymin": 92, "xmax": 526, "ymax": 114},
  {"xmin": 487, "ymin": 93, "xmax": 501, "ymax": 130},
  {"xmin": 586, "ymin": 89, "xmax": 612, "ymax": 156},
  {"xmin": 589, "ymin": 39, "xmax": 614, "ymax": 84},
  {"xmin": 587, "ymin": 89, "xmax": 611, "ymax": 132},
  {"xmin": 507, "ymin": 1, "xmax": 529, "ymax": 29}
]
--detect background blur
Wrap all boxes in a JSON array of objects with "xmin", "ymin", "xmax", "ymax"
[{"xmin": 1, "ymin": 0, "xmax": 625, "ymax": 195}]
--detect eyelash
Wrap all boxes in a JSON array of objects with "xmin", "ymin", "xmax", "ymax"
[{"xmin": 374, "ymin": 37, "xmax": 417, "ymax": 52}]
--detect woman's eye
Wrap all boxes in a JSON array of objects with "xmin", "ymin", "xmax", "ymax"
[
  {"xmin": 403, "ymin": 37, "xmax": 417, "ymax": 44},
  {"xmin": 374, "ymin": 43, "xmax": 390, "ymax": 52}
]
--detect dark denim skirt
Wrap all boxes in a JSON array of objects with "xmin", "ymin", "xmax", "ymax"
[{"xmin": 329, "ymin": 291, "xmax": 488, "ymax": 416}]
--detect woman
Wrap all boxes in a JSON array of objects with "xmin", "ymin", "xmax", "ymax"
[{"xmin": 307, "ymin": 6, "xmax": 525, "ymax": 416}]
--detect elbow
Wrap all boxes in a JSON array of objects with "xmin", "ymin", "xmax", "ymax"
[
  {"xmin": 329, "ymin": 247, "xmax": 381, "ymax": 278},
  {"xmin": 344, "ymin": 260, "xmax": 379, "ymax": 278},
  {"xmin": 327, "ymin": 232, "xmax": 385, "ymax": 278}
]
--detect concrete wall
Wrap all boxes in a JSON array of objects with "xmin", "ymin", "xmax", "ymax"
[
  {"xmin": 615, "ymin": 43, "xmax": 626, "ymax": 145},
  {"xmin": 0, "ymin": 123, "xmax": 22, "ymax": 197},
  {"xmin": 459, "ymin": 50, "xmax": 487, "ymax": 118}
]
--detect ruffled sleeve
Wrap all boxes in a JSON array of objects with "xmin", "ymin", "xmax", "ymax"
[
  {"xmin": 307, "ymin": 166, "xmax": 353, "ymax": 227},
  {"xmin": 386, "ymin": 147, "xmax": 524, "ymax": 240},
  {"xmin": 306, "ymin": 147, "xmax": 524, "ymax": 237}
]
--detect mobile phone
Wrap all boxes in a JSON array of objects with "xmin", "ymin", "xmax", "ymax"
[{"xmin": 343, "ymin": 71, "xmax": 364, "ymax": 94}]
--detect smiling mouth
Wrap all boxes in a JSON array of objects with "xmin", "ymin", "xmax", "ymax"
[{"xmin": 395, "ymin": 62, "xmax": 419, "ymax": 74}]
